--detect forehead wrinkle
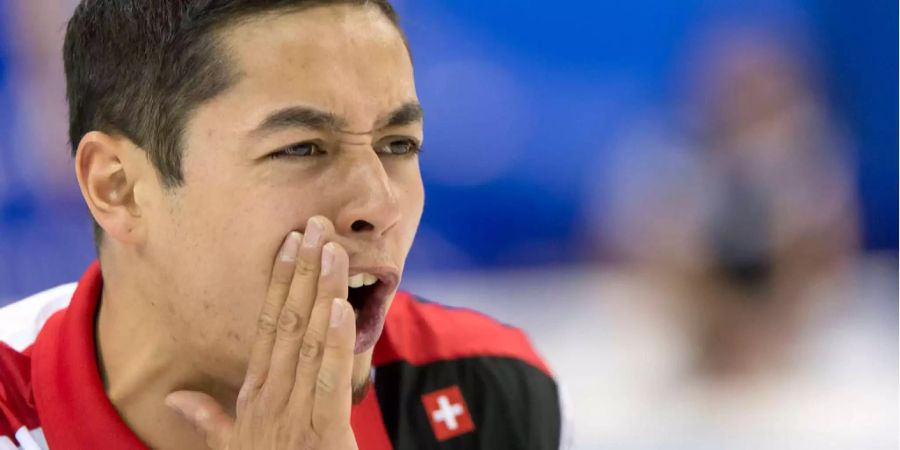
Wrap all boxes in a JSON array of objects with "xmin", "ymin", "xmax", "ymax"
[
  {"xmin": 337, "ymin": 129, "xmax": 374, "ymax": 136},
  {"xmin": 335, "ymin": 101, "xmax": 424, "ymax": 135},
  {"xmin": 336, "ymin": 133, "xmax": 373, "ymax": 145}
]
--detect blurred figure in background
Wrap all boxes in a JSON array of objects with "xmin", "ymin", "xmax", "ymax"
[
  {"xmin": 582, "ymin": 18, "xmax": 894, "ymax": 449},
  {"xmin": 592, "ymin": 20, "xmax": 860, "ymax": 380},
  {"xmin": 682, "ymin": 24, "xmax": 859, "ymax": 380}
]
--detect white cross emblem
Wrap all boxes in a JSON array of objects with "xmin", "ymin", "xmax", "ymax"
[{"xmin": 431, "ymin": 395, "xmax": 465, "ymax": 430}]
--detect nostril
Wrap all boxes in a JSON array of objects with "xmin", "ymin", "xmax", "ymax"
[{"xmin": 351, "ymin": 219, "xmax": 374, "ymax": 232}]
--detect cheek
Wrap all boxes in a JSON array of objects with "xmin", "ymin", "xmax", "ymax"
[
  {"xmin": 155, "ymin": 183, "xmax": 315, "ymax": 347},
  {"xmin": 408, "ymin": 178, "xmax": 425, "ymax": 222},
  {"xmin": 396, "ymin": 169, "xmax": 425, "ymax": 243},
  {"xmin": 385, "ymin": 159, "xmax": 423, "ymax": 207}
]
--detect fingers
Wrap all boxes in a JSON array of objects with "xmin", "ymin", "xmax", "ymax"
[
  {"xmin": 176, "ymin": 216, "xmax": 360, "ymax": 449},
  {"xmin": 166, "ymin": 391, "xmax": 234, "ymax": 450},
  {"xmin": 240, "ymin": 231, "xmax": 301, "ymax": 411},
  {"xmin": 312, "ymin": 297, "xmax": 356, "ymax": 431},
  {"xmin": 263, "ymin": 216, "xmax": 336, "ymax": 409},
  {"xmin": 290, "ymin": 241, "xmax": 350, "ymax": 411}
]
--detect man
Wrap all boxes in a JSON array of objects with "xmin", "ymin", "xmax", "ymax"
[{"xmin": 0, "ymin": 1, "xmax": 563, "ymax": 449}]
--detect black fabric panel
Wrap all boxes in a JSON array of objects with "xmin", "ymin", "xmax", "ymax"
[{"xmin": 374, "ymin": 357, "xmax": 561, "ymax": 450}]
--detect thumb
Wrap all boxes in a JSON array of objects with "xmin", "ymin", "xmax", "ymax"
[{"xmin": 165, "ymin": 390, "xmax": 235, "ymax": 449}]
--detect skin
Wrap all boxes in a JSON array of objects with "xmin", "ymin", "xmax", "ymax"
[{"xmin": 74, "ymin": 4, "xmax": 424, "ymax": 449}]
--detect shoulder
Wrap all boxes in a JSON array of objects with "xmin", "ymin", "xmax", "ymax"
[
  {"xmin": 374, "ymin": 291, "xmax": 562, "ymax": 449},
  {"xmin": 0, "ymin": 283, "xmax": 76, "ymax": 352},
  {"xmin": 378, "ymin": 290, "xmax": 554, "ymax": 377},
  {"xmin": 0, "ymin": 285, "xmax": 72, "ymax": 448},
  {"xmin": 0, "ymin": 341, "xmax": 42, "ymax": 447}
]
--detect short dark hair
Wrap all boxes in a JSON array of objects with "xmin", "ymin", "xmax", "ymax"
[{"xmin": 63, "ymin": 0, "xmax": 404, "ymax": 245}]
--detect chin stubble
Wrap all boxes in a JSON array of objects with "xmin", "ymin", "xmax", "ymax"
[{"xmin": 351, "ymin": 377, "xmax": 372, "ymax": 405}]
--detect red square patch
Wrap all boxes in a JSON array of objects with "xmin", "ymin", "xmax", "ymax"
[{"xmin": 420, "ymin": 385, "xmax": 476, "ymax": 441}]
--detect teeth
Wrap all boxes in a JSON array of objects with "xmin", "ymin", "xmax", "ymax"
[
  {"xmin": 348, "ymin": 273, "xmax": 365, "ymax": 288},
  {"xmin": 348, "ymin": 272, "xmax": 378, "ymax": 288}
]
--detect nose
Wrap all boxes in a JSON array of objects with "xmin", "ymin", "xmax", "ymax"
[{"xmin": 334, "ymin": 149, "xmax": 402, "ymax": 239}]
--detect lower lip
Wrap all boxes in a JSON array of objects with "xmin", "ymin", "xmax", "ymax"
[
  {"xmin": 353, "ymin": 305, "xmax": 386, "ymax": 354},
  {"xmin": 352, "ymin": 283, "xmax": 392, "ymax": 354}
]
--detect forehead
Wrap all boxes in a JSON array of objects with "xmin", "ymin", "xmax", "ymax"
[{"xmin": 213, "ymin": 4, "xmax": 416, "ymax": 127}]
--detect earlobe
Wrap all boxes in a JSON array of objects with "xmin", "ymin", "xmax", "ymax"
[{"xmin": 75, "ymin": 131, "xmax": 146, "ymax": 245}]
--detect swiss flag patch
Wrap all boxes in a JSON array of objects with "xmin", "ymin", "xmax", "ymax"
[{"xmin": 420, "ymin": 385, "xmax": 476, "ymax": 441}]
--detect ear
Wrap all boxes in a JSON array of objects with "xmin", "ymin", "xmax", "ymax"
[{"xmin": 74, "ymin": 131, "xmax": 150, "ymax": 246}]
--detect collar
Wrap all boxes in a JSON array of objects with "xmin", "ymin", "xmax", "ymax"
[{"xmin": 31, "ymin": 261, "xmax": 147, "ymax": 449}]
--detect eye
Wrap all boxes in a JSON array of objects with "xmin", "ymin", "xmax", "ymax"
[
  {"xmin": 377, "ymin": 138, "xmax": 422, "ymax": 156},
  {"xmin": 268, "ymin": 142, "xmax": 324, "ymax": 159}
]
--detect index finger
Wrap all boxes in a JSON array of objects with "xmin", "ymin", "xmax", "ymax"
[{"xmin": 237, "ymin": 231, "xmax": 301, "ymax": 411}]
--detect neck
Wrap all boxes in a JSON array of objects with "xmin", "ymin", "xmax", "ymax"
[{"xmin": 95, "ymin": 271, "xmax": 236, "ymax": 450}]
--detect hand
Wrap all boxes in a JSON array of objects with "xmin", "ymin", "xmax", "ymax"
[{"xmin": 165, "ymin": 216, "xmax": 359, "ymax": 449}]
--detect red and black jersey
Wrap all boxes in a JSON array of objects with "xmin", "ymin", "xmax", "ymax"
[{"xmin": 0, "ymin": 262, "xmax": 562, "ymax": 449}]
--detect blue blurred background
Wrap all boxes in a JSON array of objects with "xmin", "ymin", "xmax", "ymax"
[
  {"xmin": 0, "ymin": 1, "xmax": 896, "ymax": 448},
  {"xmin": 0, "ymin": 1, "xmax": 895, "ymax": 293}
]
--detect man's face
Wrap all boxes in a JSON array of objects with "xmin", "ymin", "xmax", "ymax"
[{"xmin": 140, "ymin": 5, "xmax": 423, "ymax": 392}]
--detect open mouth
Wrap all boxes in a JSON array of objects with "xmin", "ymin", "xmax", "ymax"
[{"xmin": 347, "ymin": 270, "xmax": 397, "ymax": 354}]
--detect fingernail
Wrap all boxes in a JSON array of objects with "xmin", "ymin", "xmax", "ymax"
[
  {"xmin": 321, "ymin": 242, "xmax": 335, "ymax": 274},
  {"xmin": 279, "ymin": 232, "xmax": 301, "ymax": 262},
  {"xmin": 164, "ymin": 396, "xmax": 184, "ymax": 417},
  {"xmin": 330, "ymin": 298, "xmax": 346, "ymax": 327},
  {"xmin": 303, "ymin": 217, "xmax": 324, "ymax": 248}
]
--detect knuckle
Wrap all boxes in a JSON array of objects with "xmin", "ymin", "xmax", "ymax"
[
  {"xmin": 295, "ymin": 258, "xmax": 318, "ymax": 277},
  {"xmin": 299, "ymin": 332, "xmax": 323, "ymax": 361},
  {"xmin": 257, "ymin": 311, "xmax": 278, "ymax": 333},
  {"xmin": 316, "ymin": 372, "xmax": 338, "ymax": 394},
  {"xmin": 277, "ymin": 309, "xmax": 304, "ymax": 335}
]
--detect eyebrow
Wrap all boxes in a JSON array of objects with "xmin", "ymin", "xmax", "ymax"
[
  {"xmin": 376, "ymin": 101, "xmax": 424, "ymax": 129},
  {"xmin": 251, "ymin": 101, "xmax": 423, "ymax": 136}
]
